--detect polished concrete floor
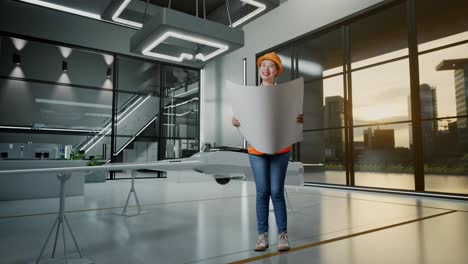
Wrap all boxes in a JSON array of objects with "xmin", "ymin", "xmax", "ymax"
[{"xmin": 0, "ymin": 172, "xmax": 467, "ymax": 264}]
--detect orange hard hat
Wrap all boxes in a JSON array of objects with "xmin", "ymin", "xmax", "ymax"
[{"xmin": 257, "ymin": 52, "xmax": 283, "ymax": 76}]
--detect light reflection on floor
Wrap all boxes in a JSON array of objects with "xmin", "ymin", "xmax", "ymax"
[
  {"xmin": 0, "ymin": 177, "xmax": 466, "ymax": 264},
  {"xmin": 305, "ymin": 170, "xmax": 468, "ymax": 194}
]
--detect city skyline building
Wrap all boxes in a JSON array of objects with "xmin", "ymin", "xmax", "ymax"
[
  {"xmin": 436, "ymin": 58, "xmax": 468, "ymax": 148},
  {"xmin": 364, "ymin": 127, "xmax": 395, "ymax": 150},
  {"xmin": 408, "ymin": 83, "xmax": 438, "ymax": 158},
  {"xmin": 324, "ymin": 95, "xmax": 345, "ymax": 160}
]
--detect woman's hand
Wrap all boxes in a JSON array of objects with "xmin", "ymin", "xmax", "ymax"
[
  {"xmin": 232, "ymin": 116, "xmax": 240, "ymax": 127},
  {"xmin": 296, "ymin": 114, "xmax": 304, "ymax": 124}
]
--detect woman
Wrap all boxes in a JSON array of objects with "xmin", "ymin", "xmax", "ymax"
[{"xmin": 232, "ymin": 52, "xmax": 304, "ymax": 252}]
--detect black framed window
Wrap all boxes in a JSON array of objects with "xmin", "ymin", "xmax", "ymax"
[
  {"xmin": 0, "ymin": 34, "xmax": 201, "ymax": 180},
  {"xmin": 112, "ymin": 57, "xmax": 161, "ymax": 178},
  {"xmin": 349, "ymin": 2, "xmax": 408, "ymax": 69},
  {"xmin": 161, "ymin": 65, "xmax": 200, "ymax": 159},
  {"xmin": 297, "ymin": 29, "xmax": 344, "ymax": 80},
  {"xmin": 256, "ymin": 0, "xmax": 468, "ymax": 197},
  {"xmin": 353, "ymin": 122, "xmax": 414, "ymax": 190},
  {"xmin": 418, "ymin": 44, "xmax": 468, "ymax": 119},
  {"xmin": 0, "ymin": 36, "xmax": 114, "ymax": 162},
  {"xmin": 416, "ymin": 0, "xmax": 468, "ymax": 52},
  {"xmin": 415, "ymin": 0, "xmax": 468, "ymax": 194},
  {"xmin": 351, "ymin": 59, "xmax": 411, "ymax": 127},
  {"xmin": 423, "ymin": 117, "xmax": 468, "ymax": 195}
]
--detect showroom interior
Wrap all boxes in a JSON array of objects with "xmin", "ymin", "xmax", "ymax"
[{"xmin": 0, "ymin": 0, "xmax": 467, "ymax": 263}]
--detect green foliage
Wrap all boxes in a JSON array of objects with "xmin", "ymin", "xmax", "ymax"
[
  {"xmin": 87, "ymin": 157, "xmax": 97, "ymax": 166},
  {"xmin": 87, "ymin": 157, "xmax": 105, "ymax": 166},
  {"xmin": 70, "ymin": 150, "xmax": 85, "ymax": 160}
]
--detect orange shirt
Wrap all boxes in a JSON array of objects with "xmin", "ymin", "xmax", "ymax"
[{"xmin": 247, "ymin": 145, "xmax": 291, "ymax": 156}]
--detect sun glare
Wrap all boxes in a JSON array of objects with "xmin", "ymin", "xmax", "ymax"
[{"xmin": 354, "ymin": 103, "xmax": 403, "ymax": 123}]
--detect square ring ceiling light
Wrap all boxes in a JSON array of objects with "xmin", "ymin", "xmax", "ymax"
[
  {"xmin": 110, "ymin": 0, "xmax": 143, "ymax": 28},
  {"xmin": 231, "ymin": 0, "xmax": 266, "ymax": 27},
  {"xmin": 130, "ymin": 7, "xmax": 244, "ymax": 64}
]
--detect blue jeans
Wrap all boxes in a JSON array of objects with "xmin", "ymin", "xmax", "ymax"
[{"xmin": 249, "ymin": 152, "xmax": 290, "ymax": 234}]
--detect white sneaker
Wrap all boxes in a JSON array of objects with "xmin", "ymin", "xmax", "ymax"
[
  {"xmin": 255, "ymin": 232, "xmax": 268, "ymax": 251},
  {"xmin": 277, "ymin": 232, "xmax": 290, "ymax": 251}
]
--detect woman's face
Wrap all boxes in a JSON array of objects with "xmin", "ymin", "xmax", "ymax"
[{"xmin": 259, "ymin": 59, "xmax": 277, "ymax": 83}]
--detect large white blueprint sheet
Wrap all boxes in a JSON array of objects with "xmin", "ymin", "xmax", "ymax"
[{"xmin": 228, "ymin": 78, "xmax": 304, "ymax": 154}]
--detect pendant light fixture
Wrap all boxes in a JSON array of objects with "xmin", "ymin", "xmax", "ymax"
[
  {"xmin": 130, "ymin": 2, "xmax": 243, "ymax": 64},
  {"xmin": 109, "ymin": 0, "xmax": 267, "ymax": 29}
]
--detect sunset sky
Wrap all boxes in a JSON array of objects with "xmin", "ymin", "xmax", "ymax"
[{"xmin": 322, "ymin": 32, "xmax": 468, "ymax": 148}]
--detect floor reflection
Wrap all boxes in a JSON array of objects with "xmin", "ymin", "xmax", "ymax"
[{"xmin": 305, "ymin": 170, "xmax": 468, "ymax": 194}]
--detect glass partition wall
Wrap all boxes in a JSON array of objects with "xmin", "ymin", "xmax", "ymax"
[
  {"xmin": 161, "ymin": 66, "xmax": 200, "ymax": 159},
  {"xmin": 257, "ymin": 0, "xmax": 468, "ymax": 196},
  {"xmin": 0, "ymin": 34, "xmax": 200, "ymax": 180},
  {"xmin": 0, "ymin": 36, "xmax": 114, "ymax": 162}
]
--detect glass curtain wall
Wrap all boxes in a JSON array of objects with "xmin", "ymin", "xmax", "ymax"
[
  {"xmin": 297, "ymin": 29, "xmax": 346, "ymax": 185},
  {"xmin": 349, "ymin": 2, "xmax": 413, "ymax": 190},
  {"xmin": 416, "ymin": 0, "xmax": 468, "ymax": 194},
  {"xmin": 112, "ymin": 57, "xmax": 161, "ymax": 179},
  {"xmin": 0, "ymin": 36, "xmax": 113, "ymax": 164},
  {"xmin": 257, "ymin": 0, "xmax": 468, "ymax": 195},
  {"xmin": 0, "ymin": 34, "xmax": 201, "ymax": 180},
  {"xmin": 161, "ymin": 66, "xmax": 200, "ymax": 159}
]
